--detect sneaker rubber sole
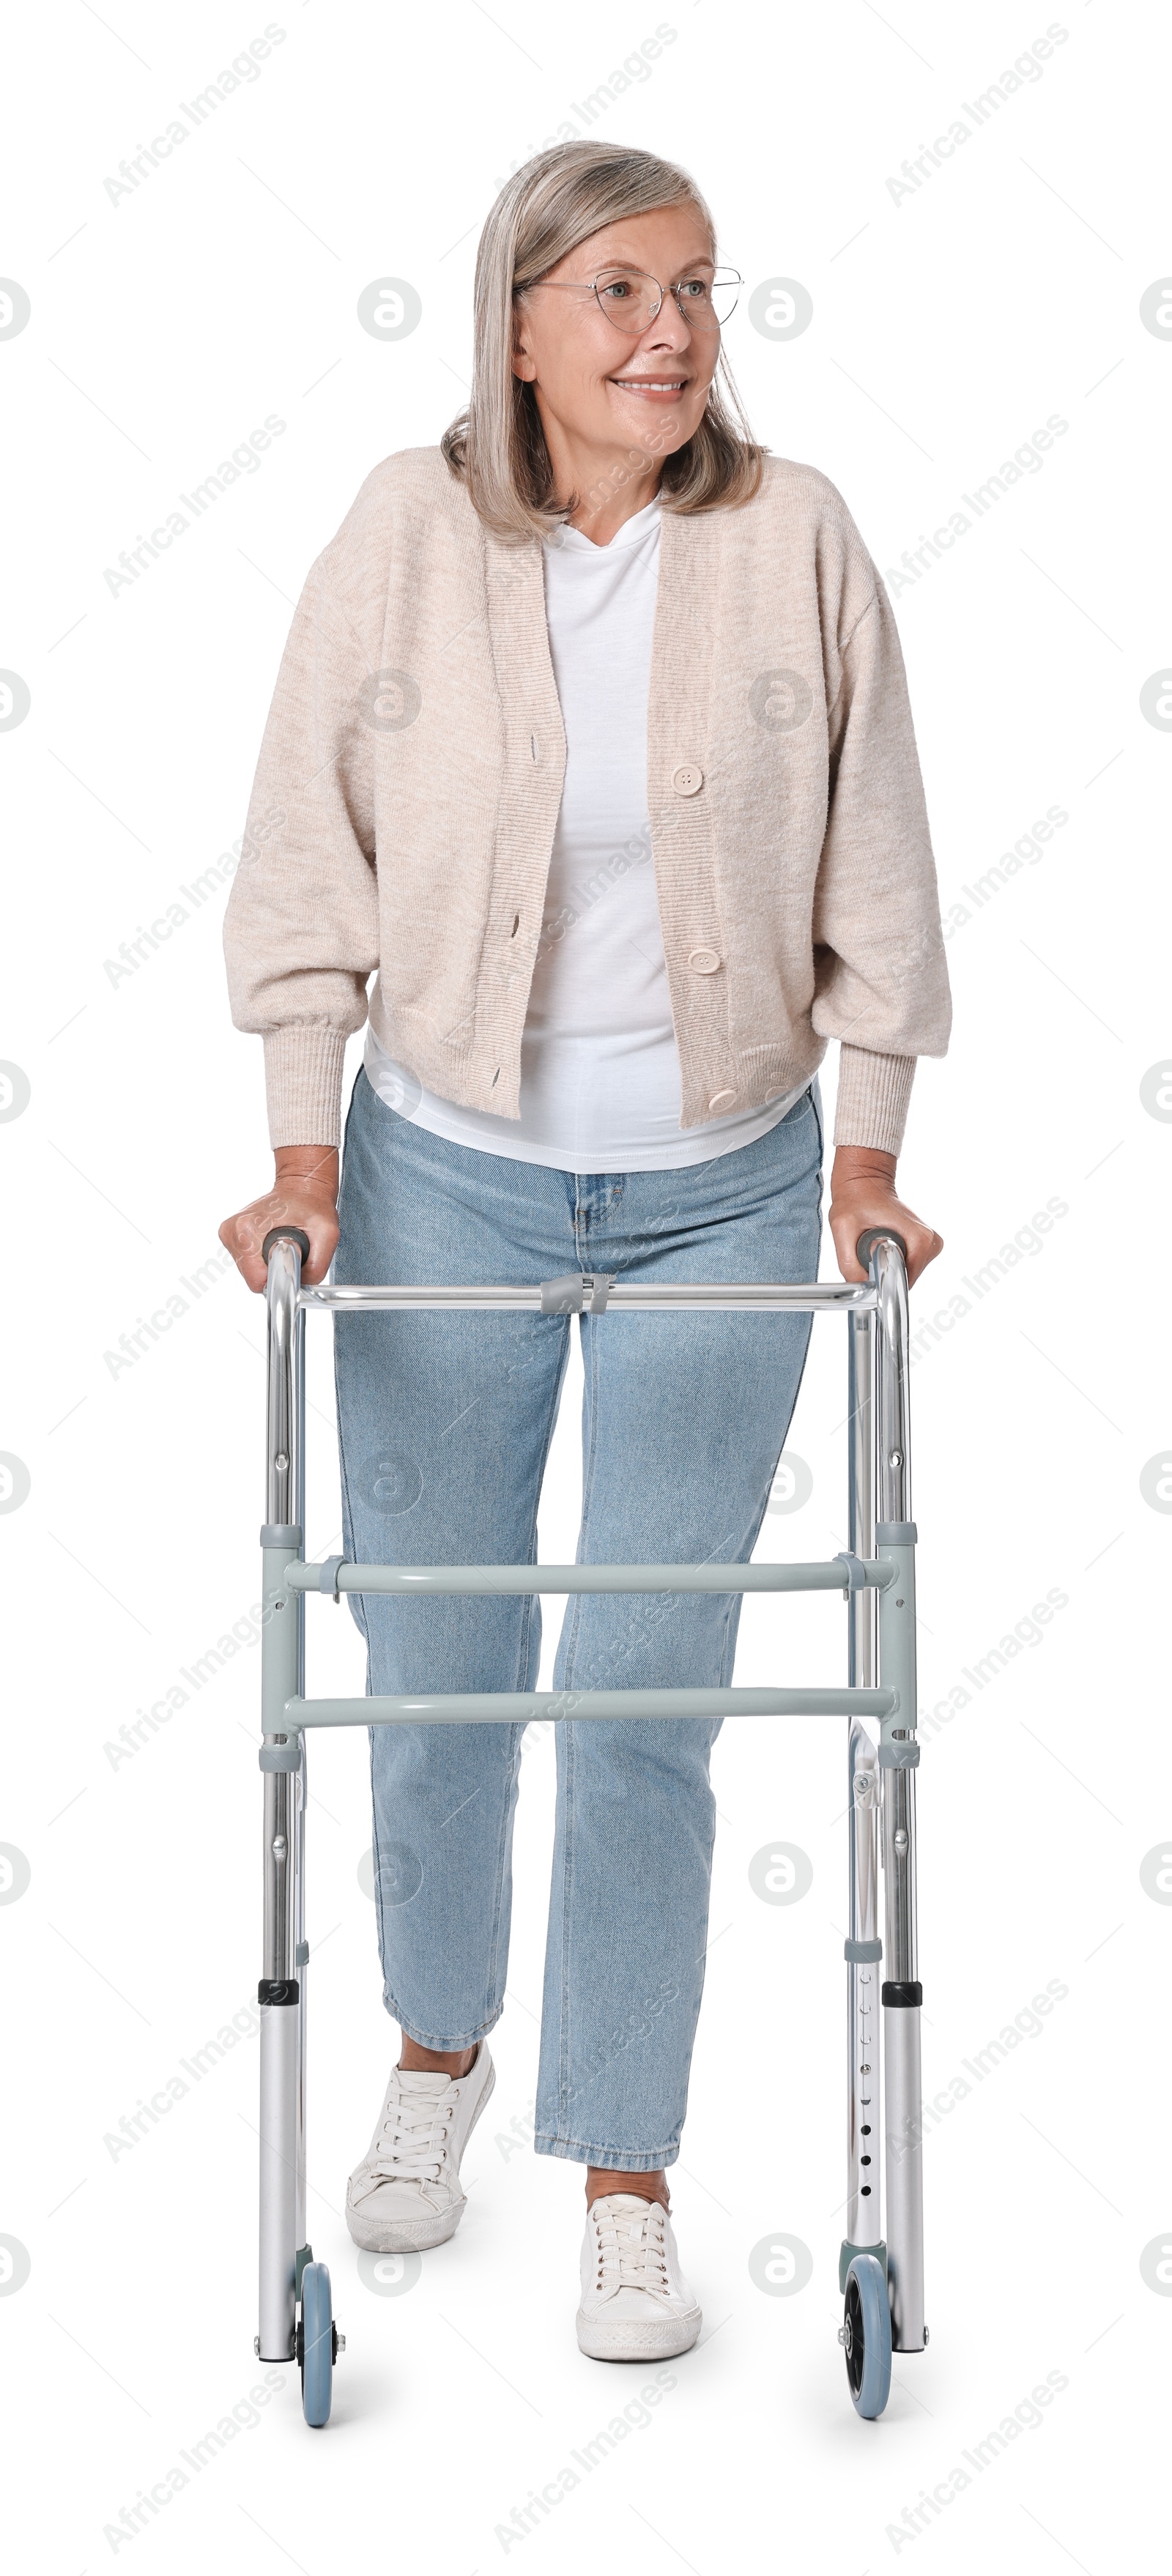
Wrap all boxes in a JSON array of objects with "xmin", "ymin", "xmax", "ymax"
[{"xmin": 576, "ymin": 2301, "xmax": 702, "ymax": 2361}]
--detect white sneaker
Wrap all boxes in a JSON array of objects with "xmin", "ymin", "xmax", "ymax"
[
  {"xmin": 576, "ymin": 2193, "xmax": 702, "ymax": 2361},
  {"xmin": 346, "ymin": 2043, "xmax": 494, "ymax": 2252}
]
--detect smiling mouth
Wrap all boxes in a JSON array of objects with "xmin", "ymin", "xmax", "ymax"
[{"xmin": 609, "ymin": 376, "xmax": 690, "ymax": 393}]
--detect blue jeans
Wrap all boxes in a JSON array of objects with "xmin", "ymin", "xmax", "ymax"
[{"xmin": 334, "ymin": 1067, "xmax": 823, "ymax": 2171}]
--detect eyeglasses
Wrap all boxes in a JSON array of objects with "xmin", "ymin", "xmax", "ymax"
[{"xmin": 530, "ymin": 264, "xmax": 741, "ymax": 335}]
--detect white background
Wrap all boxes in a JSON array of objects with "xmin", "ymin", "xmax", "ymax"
[{"xmin": 1, "ymin": 2, "xmax": 1169, "ymax": 2567}]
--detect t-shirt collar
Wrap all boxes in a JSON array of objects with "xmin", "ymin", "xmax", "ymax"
[{"xmin": 546, "ymin": 493, "xmax": 661, "ymax": 554}]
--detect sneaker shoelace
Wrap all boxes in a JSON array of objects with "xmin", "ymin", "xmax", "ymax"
[
  {"xmin": 591, "ymin": 2199, "xmax": 671, "ymax": 2298},
  {"xmin": 369, "ymin": 2079, "xmax": 456, "ymax": 2185}
]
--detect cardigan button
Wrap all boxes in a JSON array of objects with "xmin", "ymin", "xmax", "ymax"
[
  {"xmin": 688, "ymin": 948, "xmax": 721, "ymax": 974},
  {"xmin": 708, "ymin": 1090, "xmax": 736, "ymax": 1111},
  {"xmin": 672, "ymin": 763, "xmax": 704, "ymax": 796}
]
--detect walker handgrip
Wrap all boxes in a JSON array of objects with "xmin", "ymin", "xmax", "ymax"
[
  {"xmin": 856, "ymin": 1226, "xmax": 908, "ymax": 1267},
  {"xmin": 262, "ymin": 1227, "xmax": 311, "ymax": 1265}
]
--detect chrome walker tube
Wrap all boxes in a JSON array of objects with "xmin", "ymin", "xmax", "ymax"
[
  {"xmin": 841, "ymin": 1243, "xmax": 924, "ymax": 2347},
  {"xmin": 255, "ymin": 1235, "xmax": 926, "ymax": 2372},
  {"xmin": 301, "ymin": 1279, "xmax": 874, "ymax": 1315},
  {"xmin": 258, "ymin": 1238, "xmax": 307, "ymax": 2361},
  {"xmin": 873, "ymin": 1239, "xmax": 925, "ymax": 2352},
  {"xmin": 845, "ymin": 1724, "xmax": 882, "ymax": 2251},
  {"xmin": 844, "ymin": 1306, "xmax": 883, "ymax": 2265}
]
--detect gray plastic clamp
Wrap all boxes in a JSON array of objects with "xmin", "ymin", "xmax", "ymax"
[
  {"xmin": 539, "ymin": 1272, "xmax": 615, "ymax": 1315},
  {"xmin": 879, "ymin": 1739, "xmax": 921, "ymax": 1768},
  {"xmin": 876, "ymin": 1520, "xmax": 918, "ymax": 1544},
  {"xmin": 261, "ymin": 1523, "xmax": 303, "ymax": 1548},
  {"xmin": 844, "ymin": 1936, "xmax": 883, "ymax": 1962},
  {"xmin": 259, "ymin": 1742, "xmax": 301, "ymax": 1772},
  {"xmin": 839, "ymin": 2236, "xmax": 887, "ymax": 2294},
  {"xmin": 834, "ymin": 1551, "xmax": 869, "ymax": 1593},
  {"xmin": 314, "ymin": 1555, "xmax": 346, "ymax": 1600}
]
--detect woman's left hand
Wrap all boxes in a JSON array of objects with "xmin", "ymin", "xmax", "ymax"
[{"xmin": 828, "ymin": 1146, "xmax": 943, "ymax": 1288}]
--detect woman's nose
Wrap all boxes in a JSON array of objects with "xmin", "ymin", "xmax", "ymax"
[{"xmin": 642, "ymin": 306, "xmax": 691, "ymax": 351}]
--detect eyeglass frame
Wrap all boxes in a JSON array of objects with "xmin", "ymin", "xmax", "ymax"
[{"xmin": 522, "ymin": 262, "xmax": 742, "ymax": 335}]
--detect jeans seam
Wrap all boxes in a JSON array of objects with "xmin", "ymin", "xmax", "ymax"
[
  {"xmin": 467, "ymin": 1308, "xmax": 571, "ymax": 2025},
  {"xmin": 553, "ymin": 1296, "xmax": 604, "ymax": 2137},
  {"xmin": 478, "ymin": 1725, "xmax": 524, "ymax": 2030},
  {"xmin": 557, "ymin": 1718, "xmax": 576, "ymax": 2134},
  {"xmin": 559, "ymin": 1304, "xmax": 603, "ymax": 1690}
]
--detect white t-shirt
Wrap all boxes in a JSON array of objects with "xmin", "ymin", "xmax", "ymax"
[{"xmin": 365, "ymin": 495, "xmax": 806, "ymax": 1170}]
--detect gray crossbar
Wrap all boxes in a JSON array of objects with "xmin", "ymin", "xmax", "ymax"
[
  {"xmin": 283, "ymin": 1685, "xmax": 897, "ymax": 1730},
  {"xmin": 285, "ymin": 1557, "xmax": 891, "ymax": 1598}
]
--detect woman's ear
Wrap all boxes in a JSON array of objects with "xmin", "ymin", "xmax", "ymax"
[{"xmin": 511, "ymin": 289, "xmax": 538, "ymax": 382}]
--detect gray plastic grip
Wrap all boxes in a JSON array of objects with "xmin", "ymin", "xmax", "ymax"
[
  {"xmin": 262, "ymin": 1227, "xmax": 311, "ymax": 1264},
  {"xmin": 856, "ymin": 1227, "xmax": 908, "ymax": 1265}
]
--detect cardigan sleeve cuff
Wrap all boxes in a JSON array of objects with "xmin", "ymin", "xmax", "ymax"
[
  {"xmin": 833, "ymin": 1046, "xmax": 916, "ymax": 1157},
  {"xmin": 263, "ymin": 1026, "xmax": 350, "ymax": 1149}
]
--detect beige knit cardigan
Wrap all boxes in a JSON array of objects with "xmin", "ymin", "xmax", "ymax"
[{"xmin": 223, "ymin": 446, "xmax": 951, "ymax": 1154}]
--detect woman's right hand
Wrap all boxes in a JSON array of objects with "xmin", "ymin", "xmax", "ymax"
[{"xmin": 219, "ymin": 1146, "xmax": 341, "ymax": 1293}]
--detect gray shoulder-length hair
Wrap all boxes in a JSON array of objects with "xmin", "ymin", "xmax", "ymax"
[{"xmin": 441, "ymin": 140, "xmax": 766, "ymax": 543}]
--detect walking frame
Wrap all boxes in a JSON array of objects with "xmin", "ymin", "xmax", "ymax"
[{"xmin": 253, "ymin": 1226, "xmax": 924, "ymax": 2424}]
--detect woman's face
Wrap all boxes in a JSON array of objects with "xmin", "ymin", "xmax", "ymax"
[{"xmin": 512, "ymin": 204, "xmax": 723, "ymax": 464}]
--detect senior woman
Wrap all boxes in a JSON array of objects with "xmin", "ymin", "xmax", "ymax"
[{"xmin": 220, "ymin": 138, "xmax": 950, "ymax": 2364}]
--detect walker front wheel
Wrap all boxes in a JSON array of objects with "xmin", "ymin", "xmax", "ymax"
[
  {"xmin": 841, "ymin": 2254, "xmax": 891, "ymax": 2419},
  {"xmin": 298, "ymin": 2262, "xmax": 335, "ymax": 2427}
]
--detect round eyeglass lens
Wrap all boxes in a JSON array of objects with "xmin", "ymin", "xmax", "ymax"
[{"xmin": 593, "ymin": 267, "xmax": 740, "ymax": 330}]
